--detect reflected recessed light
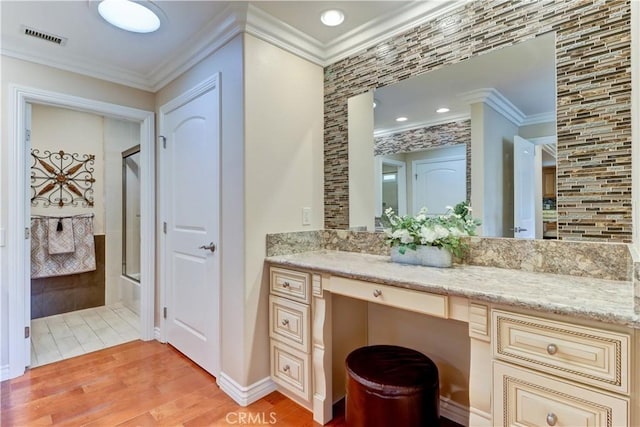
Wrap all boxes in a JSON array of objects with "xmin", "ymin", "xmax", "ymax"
[
  {"xmin": 321, "ymin": 9, "xmax": 345, "ymax": 27},
  {"xmin": 98, "ymin": 0, "xmax": 161, "ymax": 33},
  {"xmin": 396, "ymin": 117, "xmax": 408, "ymax": 122},
  {"xmin": 436, "ymin": 107, "xmax": 450, "ymax": 113},
  {"xmin": 373, "ymin": 99, "xmax": 380, "ymax": 108}
]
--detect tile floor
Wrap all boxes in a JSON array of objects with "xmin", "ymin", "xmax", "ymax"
[{"xmin": 30, "ymin": 303, "xmax": 140, "ymax": 368}]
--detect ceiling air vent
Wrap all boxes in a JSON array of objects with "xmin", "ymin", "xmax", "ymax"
[{"xmin": 22, "ymin": 26, "xmax": 67, "ymax": 46}]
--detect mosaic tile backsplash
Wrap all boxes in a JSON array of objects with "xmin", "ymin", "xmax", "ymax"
[{"xmin": 324, "ymin": 0, "xmax": 632, "ymax": 242}]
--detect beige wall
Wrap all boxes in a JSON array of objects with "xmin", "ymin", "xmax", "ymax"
[
  {"xmin": 244, "ymin": 34, "xmax": 324, "ymax": 385},
  {"xmin": 0, "ymin": 55, "xmax": 154, "ymax": 370},
  {"xmin": 31, "ymin": 104, "xmax": 105, "ymax": 232}
]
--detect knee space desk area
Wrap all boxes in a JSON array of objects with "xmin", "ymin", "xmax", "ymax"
[{"xmin": 266, "ymin": 250, "xmax": 640, "ymax": 427}]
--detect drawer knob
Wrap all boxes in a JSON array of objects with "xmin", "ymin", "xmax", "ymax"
[
  {"xmin": 282, "ymin": 281, "xmax": 291, "ymax": 288},
  {"xmin": 546, "ymin": 412, "xmax": 557, "ymax": 426},
  {"xmin": 281, "ymin": 319, "xmax": 289, "ymax": 327},
  {"xmin": 373, "ymin": 289, "xmax": 382, "ymax": 298},
  {"xmin": 283, "ymin": 364, "xmax": 290, "ymax": 372},
  {"xmin": 546, "ymin": 343, "xmax": 558, "ymax": 355}
]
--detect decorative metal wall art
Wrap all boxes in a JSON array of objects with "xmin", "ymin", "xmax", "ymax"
[{"xmin": 31, "ymin": 149, "xmax": 95, "ymax": 207}]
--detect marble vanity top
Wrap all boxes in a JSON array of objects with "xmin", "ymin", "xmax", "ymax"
[{"xmin": 266, "ymin": 250, "xmax": 640, "ymax": 329}]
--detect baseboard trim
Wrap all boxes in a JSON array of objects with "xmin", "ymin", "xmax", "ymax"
[
  {"xmin": 154, "ymin": 326, "xmax": 162, "ymax": 341},
  {"xmin": 440, "ymin": 396, "xmax": 469, "ymax": 427},
  {"xmin": 0, "ymin": 364, "xmax": 10, "ymax": 381},
  {"xmin": 218, "ymin": 372, "xmax": 277, "ymax": 407}
]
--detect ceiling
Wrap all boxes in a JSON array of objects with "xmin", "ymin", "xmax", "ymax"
[{"xmin": 0, "ymin": 0, "xmax": 463, "ymax": 91}]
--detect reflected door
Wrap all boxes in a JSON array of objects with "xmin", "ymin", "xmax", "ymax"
[
  {"xmin": 413, "ymin": 157, "xmax": 466, "ymax": 215},
  {"xmin": 513, "ymin": 135, "xmax": 542, "ymax": 239}
]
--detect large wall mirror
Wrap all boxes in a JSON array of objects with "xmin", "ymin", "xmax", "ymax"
[{"xmin": 348, "ymin": 33, "xmax": 558, "ymax": 239}]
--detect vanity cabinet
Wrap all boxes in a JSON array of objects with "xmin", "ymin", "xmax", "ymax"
[
  {"xmin": 269, "ymin": 267, "xmax": 312, "ymax": 405},
  {"xmin": 492, "ymin": 309, "xmax": 631, "ymax": 427}
]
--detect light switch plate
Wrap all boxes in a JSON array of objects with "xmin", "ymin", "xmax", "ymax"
[{"xmin": 302, "ymin": 207, "xmax": 311, "ymax": 226}]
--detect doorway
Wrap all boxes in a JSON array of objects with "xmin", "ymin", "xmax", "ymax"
[{"xmin": 5, "ymin": 85, "xmax": 155, "ymax": 380}]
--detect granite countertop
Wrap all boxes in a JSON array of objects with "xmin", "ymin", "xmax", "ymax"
[{"xmin": 266, "ymin": 250, "xmax": 640, "ymax": 329}]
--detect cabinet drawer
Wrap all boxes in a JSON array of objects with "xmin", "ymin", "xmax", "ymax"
[
  {"xmin": 494, "ymin": 361, "xmax": 628, "ymax": 427},
  {"xmin": 270, "ymin": 267, "xmax": 310, "ymax": 304},
  {"xmin": 492, "ymin": 310, "xmax": 630, "ymax": 394},
  {"xmin": 270, "ymin": 341, "xmax": 310, "ymax": 402},
  {"xmin": 269, "ymin": 295, "xmax": 310, "ymax": 352},
  {"xmin": 328, "ymin": 276, "xmax": 448, "ymax": 319}
]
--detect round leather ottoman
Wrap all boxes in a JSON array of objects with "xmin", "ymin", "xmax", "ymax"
[{"xmin": 345, "ymin": 345, "xmax": 439, "ymax": 427}]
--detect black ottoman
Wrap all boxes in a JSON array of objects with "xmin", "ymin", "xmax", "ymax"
[{"xmin": 345, "ymin": 345, "xmax": 440, "ymax": 427}]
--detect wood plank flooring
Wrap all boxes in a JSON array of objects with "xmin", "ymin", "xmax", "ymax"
[{"xmin": 1, "ymin": 340, "xmax": 461, "ymax": 426}]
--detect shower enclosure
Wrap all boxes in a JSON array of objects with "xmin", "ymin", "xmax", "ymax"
[{"xmin": 122, "ymin": 146, "xmax": 141, "ymax": 282}]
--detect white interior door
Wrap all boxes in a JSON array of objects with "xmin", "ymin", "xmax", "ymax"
[
  {"xmin": 162, "ymin": 77, "xmax": 220, "ymax": 376},
  {"xmin": 513, "ymin": 135, "xmax": 542, "ymax": 239},
  {"xmin": 413, "ymin": 156, "xmax": 466, "ymax": 215}
]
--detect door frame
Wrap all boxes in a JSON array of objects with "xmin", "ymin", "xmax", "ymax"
[
  {"xmin": 6, "ymin": 84, "xmax": 155, "ymax": 380},
  {"xmin": 157, "ymin": 74, "xmax": 221, "ymax": 374}
]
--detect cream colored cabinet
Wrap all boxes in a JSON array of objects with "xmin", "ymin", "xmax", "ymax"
[
  {"xmin": 492, "ymin": 309, "xmax": 632, "ymax": 427},
  {"xmin": 269, "ymin": 267, "xmax": 312, "ymax": 405}
]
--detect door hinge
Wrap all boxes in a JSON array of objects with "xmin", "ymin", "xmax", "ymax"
[
  {"xmin": 25, "ymin": 227, "xmax": 30, "ymax": 240},
  {"xmin": 163, "ymin": 307, "xmax": 167, "ymax": 319},
  {"xmin": 160, "ymin": 135, "xmax": 166, "ymax": 149},
  {"xmin": 25, "ymin": 326, "xmax": 30, "ymax": 339},
  {"xmin": 163, "ymin": 222, "xmax": 167, "ymax": 234},
  {"xmin": 25, "ymin": 129, "xmax": 31, "ymax": 142}
]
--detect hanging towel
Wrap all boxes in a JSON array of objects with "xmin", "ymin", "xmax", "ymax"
[
  {"xmin": 31, "ymin": 214, "xmax": 96, "ymax": 279},
  {"xmin": 47, "ymin": 217, "xmax": 75, "ymax": 254}
]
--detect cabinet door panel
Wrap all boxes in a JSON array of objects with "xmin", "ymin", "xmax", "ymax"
[{"xmin": 494, "ymin": 361, "xmax": 628, "ymax": 427}]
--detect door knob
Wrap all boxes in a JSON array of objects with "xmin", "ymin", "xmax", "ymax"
[
  {"xmin": 199, "ymin": 242, "xmax": 216, "ymax": 253},
  {"xmin": 512, "ymin": 226, "xmax": 528, "ymax": 233}
]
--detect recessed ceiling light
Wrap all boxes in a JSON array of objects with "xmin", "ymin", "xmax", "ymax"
[
  {"xmin": 320, "ymin": 9, "xmax": 345, "ymax": 27},
  {"xmin": 396, "ymin": 117, "xmax": 408, "ymax": 122},
  {"xmin": 436, "ymin": 107, "xmax": 450, "ymax": 113},
  {"xmin": 98, "ymin": 0, "xmax": 161, "ymax": 33}
]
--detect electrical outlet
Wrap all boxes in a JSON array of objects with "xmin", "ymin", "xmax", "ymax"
[{"xmin": 302, "ymin": 207, "xmax": 311, "ymax": 226}]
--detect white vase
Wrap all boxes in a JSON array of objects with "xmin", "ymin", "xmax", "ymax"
[
  {"xmin": 389, "ymin": 246, "xmax": 420, "ymax": 265},
  {"xmin": 417, "ymin": 245, "xmax": 452, "ymax": 268}
]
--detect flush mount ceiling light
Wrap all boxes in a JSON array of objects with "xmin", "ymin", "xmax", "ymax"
[
  {"xmin": 436, "ymin": 107, "xmax": 450, "ymax": 113},
  {"xmin": 98, "ymin": 0, "xmax": 161, "ymax": 33},
  {"xmin": 320, "ymin": 9, "xmax": 345, "ymax": 27}
]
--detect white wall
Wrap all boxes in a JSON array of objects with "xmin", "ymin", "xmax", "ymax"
[
  {"xmin": 244, "ymin": 34, "xmax": 324, "ymax": 385},
  {"xmin": 30, "ymin": 104, "xmax": 105, "ymax": 232},
  {"xmin": 348, "ymin": 91, "xmax": 375, "ymax": 230},
  {"xmin": 155, "ymin": 33, "xmax": 324, "ymax": 390},
  {"xmin": 0, "ymin": 55, "xmax": 154, "ymax": 374},
  {"xmin": 155, "ymin": 34, "xmax": 246, "ymax": 384},
  {"xmin": 470, "ymin": 102, "xmax": 518, "ymax": 237},
  {"xmin": 104, "ymin": 118, "xmax": 140, "ymax": 308}
]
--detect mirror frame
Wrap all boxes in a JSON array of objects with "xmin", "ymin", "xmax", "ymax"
[{"xmin": 323, "ymin": 1, "xmax": 633, "ymax": 243}]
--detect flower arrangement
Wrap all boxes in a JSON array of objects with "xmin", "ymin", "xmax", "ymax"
[{"xmin": 382, "ymin": 201, "xmax": 481, "ymax": 258}]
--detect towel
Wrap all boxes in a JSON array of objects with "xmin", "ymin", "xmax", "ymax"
[{"xmin": 47, "ymin": 217, "xmax": 75, "ymax": 254}]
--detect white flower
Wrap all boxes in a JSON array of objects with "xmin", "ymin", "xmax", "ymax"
[
  {"xmin": 448, "ymin": 226, "xmax": 465, "ymax": 237},
  {"xmin": 392, "ymin": 229, "xmax": 413, "ymax": 244},
  {"xmin": 419, "ymin": 226, "xmax": 437, "ymax": 244},
  {"xmin": 433, "ymin": 224, "xmax": 450, "ymax": 240},
  {"xmin": 415, "ymin": 213, "xmax": 426, "ymax": 222}
]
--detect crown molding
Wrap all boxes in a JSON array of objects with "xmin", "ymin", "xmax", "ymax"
[
  {"xmin": 521, "ymin": 111, "xmax": 556, "ymax": 126},
  {"xmin": 459, "ymin": 88, "xmax": 525, "ymax": 126},
  {"xmin": 148, "ymin": 3, "xmax": 246, "ymax": 92},
  {"xmin": 2, "ymin": 1, "xmax": 467, "ymax": 92},
  {"xmin": 323, "ymin": 1, "xmax": 466, "ymax": 65},
  {"xmin": 244, "ymin": 4, "xmax": 326, "ymax": 65},
  {"xmin": 0, "ymin": 45, "xmax": 152, "ymax": 91},
  {"xmin": 374, "ymin": 113, "xmax": 470, "ymax": 138}
]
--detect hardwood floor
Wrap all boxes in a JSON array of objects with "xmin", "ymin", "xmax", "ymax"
[{"xmin": 1, "ymin": 340, "xmax": 461, "ymax": 426}]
